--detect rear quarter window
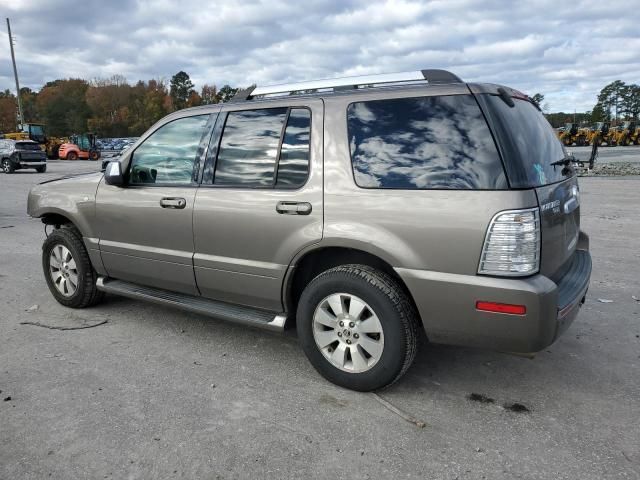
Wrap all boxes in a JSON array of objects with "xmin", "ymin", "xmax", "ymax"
[
  {"xmin": 347, "ymin": 95, "xmax": 507, "ymax": 190},
  {"xmin": 477, "ymin": 95, "xmax": 571, "ymax": 188}
]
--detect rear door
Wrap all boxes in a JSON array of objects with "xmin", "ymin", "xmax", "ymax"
[
  {"xmin": 193, "ymin": 99, "xmax": 323, "ymax": 311},
  {"xmin": 96, "ymin": 112, "xmax": 215, "ymax": 294}
]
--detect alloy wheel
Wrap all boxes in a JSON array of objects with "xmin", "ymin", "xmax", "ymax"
[
  {"xmin": 312, "ymin": 292, "xmax": 384, "ymax": 373},
  {"xmin": 49, "ymin": 244, "xmax": 78, "ymax": 297}
]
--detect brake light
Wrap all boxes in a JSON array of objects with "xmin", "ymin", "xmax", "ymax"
[
  {"xmin": 478, "ymin": 208, "xmax": 540, "ymax": 276},
  {"xmin": 476, "ymin": 301, "xmax": 526, "ymax": 315}
]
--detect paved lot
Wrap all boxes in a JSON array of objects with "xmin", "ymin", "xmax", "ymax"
[
  {"xmin": 567, "ymin": 144, "xmax": 640, "ymax": 164},
  {"xmin": 1, "ymin": 161, "xmax": 639, "ymax": 479}
]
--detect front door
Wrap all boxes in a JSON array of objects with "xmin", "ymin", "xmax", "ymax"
[
  {"xmin": 95, "ymin": 113, "xmax": 214, "ymax": 295},
  {"xmin": 193, "ymin": 99, "xmax": 324, "ymax": 311}
]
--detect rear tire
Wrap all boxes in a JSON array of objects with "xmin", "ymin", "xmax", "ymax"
[
  {"xmin": 36, "ymin": 165, "xmax": 46, "ymax": 173},
  {"xmin": 42, "ymin": 227, "xmax": 104, "ymax": 308},
  {"xmin": 297, "ymin": 265, "xmax": 419, "ymax": 391}
]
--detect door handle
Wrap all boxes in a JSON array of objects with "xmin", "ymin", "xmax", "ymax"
[
  {"xmin": 276, "ymin": 201, "xmax": 312, "ymax": 215},
  {"xmin": 160, "ymin": 197, "xmax": 186, "ymax": 209}
]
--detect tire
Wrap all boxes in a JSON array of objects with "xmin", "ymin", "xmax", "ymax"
[
  {"xmin": 66, "ymin": 151, "xmax": 78, "ymax": 161},
  {"xmin": 89, "ymin": 150, "xmax": 100, "ymax": 161},
  {"xmin": 1, "ymin": 158, "xmax": 14, "ymax": 174},
  {"xmin": 36, "ymin": 165, "xmax": 47, "ymax": 173},
  {"xmin": 42, "ymin": 227, "xmax": 104, "ymax": 308},
  {"xmin": 297, "ymin": 265, "xmax": 419, "ymax": 391}
]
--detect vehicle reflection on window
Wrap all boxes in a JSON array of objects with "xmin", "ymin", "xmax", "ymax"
[
  {"xmin": 347, "ymin": 95, "xmax": 507, "ymax": 190},
  {"xmin": 130, "ymin": 114, "xmax": 209, "ymax": 185}
]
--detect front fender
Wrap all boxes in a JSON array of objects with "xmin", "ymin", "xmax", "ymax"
[{"xmin": 27, "ymin": 172, "xmax": 103, "ymax": 238}]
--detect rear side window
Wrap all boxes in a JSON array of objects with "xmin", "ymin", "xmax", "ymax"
[
  {"xmin": 213, "ymin": 107, "xmax": 311, "ymax": 188},
  {"xmin": 347, "ymin": 95, "xmax": 507, "ymax": 190},
  {"xmin": 276, "ymin": 109, "xmax": 311, "ymax": 188},
  {"xmin": 478, "ymin": 95, "xmax": 570, "ymax": 188}
]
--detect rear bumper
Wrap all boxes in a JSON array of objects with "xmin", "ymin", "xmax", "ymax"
[
  {"xmin": 18, "ymin": 161, "xmax": 46, "ymax": 167},
  {"xmin": 396, "ymin": 245, "xmax": 592, "ymax": 353}
]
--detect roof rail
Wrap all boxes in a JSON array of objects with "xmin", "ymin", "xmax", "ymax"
[{"xmin": 247, "ymin": 69, "xmax": 462, "ymax": 99}]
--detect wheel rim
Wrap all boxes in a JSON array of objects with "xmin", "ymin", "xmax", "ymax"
[
  {"xmin": 2, "ymin": 160, "xmax": 8, "ymax": 173},
  {"xmin": 312, "ymin": 293, "xmax": 384, "ymax": 373},
  {"xmin": 49, "ymin": 244, "xmax": 78, "ymax": 297}
]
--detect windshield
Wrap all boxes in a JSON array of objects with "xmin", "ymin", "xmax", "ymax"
[
  {"xmin": 477, "ymin": 94, "xmax": 571, "ymax": 188},
  {"xmin": 29, "ymin": 125, "xmax": 45, "ymax": 136},
  {"xmin": 16, "ymin": 142, "xmax": 42, "ymax": 151}
]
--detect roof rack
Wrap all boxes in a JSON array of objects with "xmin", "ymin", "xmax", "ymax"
[{"xmin": 230, "ymin": 69, "xmax": 462, "ymax": 101}]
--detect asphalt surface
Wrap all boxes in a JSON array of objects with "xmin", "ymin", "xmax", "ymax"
[
  {"xmin": 567, "ymin": 145, "xmax": 640, "ymax": 164},
  {"xmin": 1, "ymin": 160, "xmax": 639, "ymax": 479}
]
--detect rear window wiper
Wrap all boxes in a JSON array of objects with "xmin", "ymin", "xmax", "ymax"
[{"xmin": 550, "ymin": 155, "xmax": 576, "ymax": 167}]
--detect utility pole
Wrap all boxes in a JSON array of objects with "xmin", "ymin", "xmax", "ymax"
[{"xmin": 6, "ymin": 17, "xmax": 25, "ymax": 129}]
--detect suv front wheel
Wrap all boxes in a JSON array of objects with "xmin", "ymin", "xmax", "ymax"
[
  {"xmin": 42, "ymin": 227, "xmax": 104, "ymax": 308},
  {"xmin": 297, "ymin": 265, "xmax": 419, "ymax": 391}
]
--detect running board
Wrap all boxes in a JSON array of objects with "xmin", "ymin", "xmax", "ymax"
[{"xmin": 96, "ymin": 277, "xmax": 286, "ymax": 332}]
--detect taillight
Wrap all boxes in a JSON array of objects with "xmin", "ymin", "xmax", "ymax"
[{"xmin": 478, "ymin": 208, "xmax": 540, "ymax": 276}]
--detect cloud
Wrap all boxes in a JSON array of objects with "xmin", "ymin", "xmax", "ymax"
[{"xmin": 0, "ymin": 0, "xmax": 638, "ymax": 111}]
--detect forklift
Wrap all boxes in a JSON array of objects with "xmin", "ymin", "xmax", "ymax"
[{"xmin": 58, "ymin": 133, "xmax": 101, "ymax": 161}]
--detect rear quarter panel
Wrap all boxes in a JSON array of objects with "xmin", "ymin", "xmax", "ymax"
[{"xmin": 321, "ymin": 90, "xmax": 538, "ymax": 275}]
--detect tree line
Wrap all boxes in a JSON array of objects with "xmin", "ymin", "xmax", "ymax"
[
  {"xmin": 1, "ymin": 71, "xmax": 638, "ymax": 136},
  {"xmin": 541, "ymin": 80, "xmax": 640, "ymax": 128},
  {"xmin": 0, "ymin": 71, "xmax": 238, "ymax": 138}
]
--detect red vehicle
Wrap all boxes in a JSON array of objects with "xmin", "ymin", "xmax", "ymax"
[{"xmin": 58, "ymin": 133, "xmax": 100, "ymax": 161}]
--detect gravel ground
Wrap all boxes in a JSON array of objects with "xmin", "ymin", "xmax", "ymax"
[{"xmin": 1, "ymin": 161, "xmax": 639, "ymax": 479}]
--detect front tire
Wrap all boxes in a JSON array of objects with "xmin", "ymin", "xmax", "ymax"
[
  {"xmin": 36, "ymin": 165, "xmax": 47, "ymax": 173},
  {"xmin": 2, "ymin": 158, "xmax": 14, "ymax": 173},
  {"xmin": 297, "ymin": 265, "xmax": 419, "ymax": 391},
  {"xmin": 42, "ymin": 227, "xmax": 104, "ymax": 308}
]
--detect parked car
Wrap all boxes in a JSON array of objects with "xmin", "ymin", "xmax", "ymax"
[
  {"xmin": 27, "ymin": 69, "xmax": 591, "ymax": 391},
  {"xmin": 0, "ymin": 139, "xmax": 47, "ymax": 173}
]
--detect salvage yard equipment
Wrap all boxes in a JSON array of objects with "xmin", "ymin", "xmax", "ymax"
[
  {"xmin": 58, "ymin": 133, "xmax": 100, "ymax": 161},
  {"xmin": 558, "ymin": 123, "xmax": 589, "ymax": 146}
]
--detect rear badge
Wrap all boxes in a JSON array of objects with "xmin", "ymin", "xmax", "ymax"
[{"xmin": 541, "ymin": 199, "xmax": 561, "ymax": 214}]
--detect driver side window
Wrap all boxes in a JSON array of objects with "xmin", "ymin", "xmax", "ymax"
[{"xmin": 129, "ymin": 114, "xmax": 210, "ymax": 185}]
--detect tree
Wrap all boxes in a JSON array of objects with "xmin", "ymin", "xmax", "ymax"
[
  {"xmin": 593, "ymin": 80, "xmax": 625, "ymax": 123},
  {"xmin": 169, "ymin": 71, "xmax": 195, "ymax": 110},
  {"xmin": 215, "ymin": 84, "xmax": 238, "ymax": 103},
  {"xmin": 0, "ymin": 90, "xmax": 16, "ymax": 133},
  {"xmin": 36, "ymin": 79, "xmax": 91, "ymax": 136},
  {"xmin": 200, "ymin": 84, "xmax": 218, "ymax": 105},
  {"xmin": 86, "ymin": 76, "xmax": 133, "ymax": 137},
  {"xmin": 531, "ymin": 93, "xmax": 544, "ymax": 108}
]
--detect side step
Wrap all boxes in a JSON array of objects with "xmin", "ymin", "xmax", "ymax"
[{"xmin": 96, "ymin": 277, "xmax": 286, "ymax": 332}]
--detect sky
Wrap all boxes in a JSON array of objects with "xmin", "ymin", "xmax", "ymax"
[{"xmin": 0, "ymin": 0, "xmax": 638, "ymax": 112}]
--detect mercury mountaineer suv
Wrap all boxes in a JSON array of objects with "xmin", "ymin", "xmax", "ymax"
[{"xmin": 27, "ymin": 69, "xmax": 592, "ymax": 391}]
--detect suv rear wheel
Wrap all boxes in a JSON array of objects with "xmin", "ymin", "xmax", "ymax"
[
  {"xmin": 42, "ymin": 227, "xmax": 104, "ymax": 308},
  {"xmin": 297, "ymin": 265, "xmax": 419, "ymax": 391}
]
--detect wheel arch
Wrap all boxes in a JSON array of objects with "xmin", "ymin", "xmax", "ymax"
[{"xmin": 283, "ymin": 245, "xmax": 421, "ymax": 327}]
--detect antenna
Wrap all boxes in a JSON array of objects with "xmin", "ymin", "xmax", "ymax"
[{"xmin": 6, "ymin": 18, "xmax": 25, "ymax": 129}]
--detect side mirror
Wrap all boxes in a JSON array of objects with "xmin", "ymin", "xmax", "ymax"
[{"xmin": 104, "ymin": 161, "xmax": 124, "ymax": 186}]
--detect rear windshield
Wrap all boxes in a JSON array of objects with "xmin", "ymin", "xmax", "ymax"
[
  {"xmin": 478, "ymin": 95, "xmax": 571, "ymax": 188},
  {"xmin": 347, "ymin": 95, "xmax": 508, "ymax": 190},
  {"xmin": 16, "ymin": 142, "xmax": 42, "ymax": 151}
]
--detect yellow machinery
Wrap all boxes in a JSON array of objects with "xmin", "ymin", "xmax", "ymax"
[
  {"xmin": 558, "ymin": 123, "xmax": 589, "ymax": 146},
  {"xmin": 611, "ymin": 121, "xmax": 637, "ymax": 146},
  {"xmin": 587, "ymin": 122, "xmax": 616, "ymax": 146},
  {"xmin": 2, "ymin": 122, "xmax": 66, "ymax": 158}
]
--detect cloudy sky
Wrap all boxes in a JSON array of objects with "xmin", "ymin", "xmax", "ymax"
[{"xmin": 1, "ymin": 0, "xmax": 638, "ymax": 112}]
